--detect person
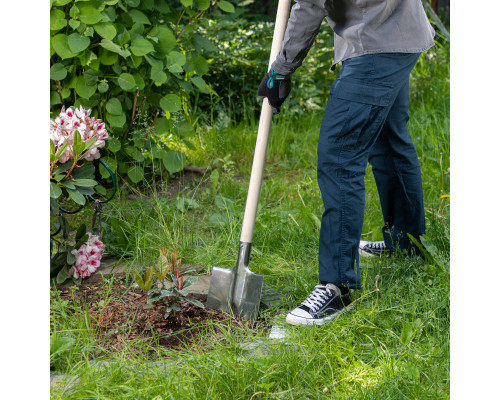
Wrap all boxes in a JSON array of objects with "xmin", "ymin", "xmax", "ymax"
[{"xmin": 257, "ymin": 0, "xmax": 435, "ymax": 326}]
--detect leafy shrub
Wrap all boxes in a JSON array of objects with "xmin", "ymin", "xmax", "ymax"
[{"xmin": 50, "ymin": 0, "xmax": 236, "ymax": 185}]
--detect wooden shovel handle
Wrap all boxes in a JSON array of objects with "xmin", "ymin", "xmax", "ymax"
[{"xmin": 240, "ymin": 0, "xmax": 291, "ymax": 244}]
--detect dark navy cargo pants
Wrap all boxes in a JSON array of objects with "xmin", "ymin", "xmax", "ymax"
[{"xmin": 317, "ymin": 53, "xmax": 425, "ymax": 289}]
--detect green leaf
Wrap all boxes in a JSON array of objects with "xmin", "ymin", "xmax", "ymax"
[
  {"xmin": 130, "ymin": 38, "xmax": 154, "ymax": 56},
  {"xmin": 194, "ymin": 0, "xmax": 210, "ymax": 11},
  {"xmin": 67, "ymin": 33, "xmax": 91, "ymax": 53},
  {"xmin": 208, "ymin": 213, "xmax": 229, "ymax": 228},
  {"xmin": 52, "ymin": 34, "xmax": 75, "ymax": 59},
  {"xmin": 191, "ymin": 76, "xmax": 209, "ymax": 93},
  {"xmin": 50, "ymin": 182, "xmax": 62, "ymax": 199},
  {"xmin": 127, "ymin": 166, "xmax": 144, "ymax": 183},
  {"xmin": 407, "ymin": 233, "xmax": 435, "ymax": 264},
  {"xmin": 98, "ymin": 80, "xmax": 109, "ymax": 93},
  {"xmin": 173, "ymin": 122, "xmax": 194, "ymax": 138},
  {"xmin": 75, "ymin": 186, "xmax": 95, "ymax": 196},
  {"xmin": 75, "ymin": 223, "xmax": 87, "ymax": 242},
  {"xmin": 117, "ymin": 73, "xmax": 137, "ymax": 91},
  {"xmin": 133, "ymin": 272, "xmax": 146, "ymax": 291},
  {"xmin": 94, "ymin": 21, "xmax": 117, "ymax": 40},
  {"xmin": 84, "ymin": 69, "xmax": 100, "ymax": 86},
  {"xmin": 73, "ymin": 179, "xmax": 98, "ymax": 187},
  {"xmin": 75, "ymin": 233, "xmax": 89, "ymax": 250},
  {"xmin": 95, "ymin": 185, "xmax": 107, "ymax": 196},
  {"xmin": 210, "ymin": 168, "xmax": 219, "ymax": 187},
  {"xmin": 175, "ymin": 197, "xmax": 199, "ymax": 212},
  {"xmin": 50, "ymin": 91, "xmax": 62, "ymax": 106},
  {"xmin": 78, "ymin": 5, "xmax": 103, "ymax": 24},
  {"xmin": 50, "ymin": 9, "xmax": 67, "ymax": 31},
  {"xmin": 56, "ymin": 267, "xmax": 70, "ymax": 284},
  {"xmin": 168, "ymin": 64, "xmax": 183, "ymax": 74},
  {"xmin": 150, "ymin": 65, "xmax": 167, "ymax": 84},
  {"xmin": 52, "ymin": 160, "xmax": 73, "ymax": 176},
  {"xmin": 133, "ymin": 73, "xmax": 145, "ymax": 90},
  {"xmin": 106, "ymin": 97, "xmax": 123, "ymax": 115},
  {"xmin": 50, "ymin": 63, "xmax": 68, "ymax": 80},
  {"xmin": 69, "ymin": 4, "xmax": 80, "ymax": 18},
  {"xmin": 154, "ymin": 118, "xmax": 172, "ymax": 134},
  {"xmin": 100, "ymin": 39, "xmax": 125, "ymax": 55},
  {"xmin": 71, "ymin": 163, "xmax": 95, "ymax": 179},
  {"xmin": 163, "ymin": 151, "xmax": 186, "ymax": 174},
  {"xmin": 107, "ymin": 137, "xmax": 121, "ymax": 153},
  {"xmin": 67, "ymin": 189, "xmax": 87, "ymax": 205},
  {"xmin": 75, "ymin": 75, "xmax": 97, "ymax": 99},
  {"xmin": 215, "ymin": 195, "xmax": 234, "ymax": 211},
  {"xmin": 125, "ymin": 146, "xmax": 145, "ymax": 162},
  {"xmin": 182, "ymin": 276, "xmax": 198, "ymax": 288},
  {"xmin": 99, "ymin": 49, "xmax": 119, "ymax": 65},
  {"xmin": 141, "ymin": 0, "xmax": 154, "ymax": 8},
  {"xmin": 167, "ymin": 51, "xmax": 186, "ymax": 67},
  {"xmin": 61, "ymin": 88, "xmax": 71, "ymax": 99},
  {"xmin": 74, "ymin": 142, "xmax": 86, "ymax": 155},
  {"xmin": 50, "ymin": 140, "xmax": 56, "ymax": 159},
  {"xmin": 155, "ymin": 26, "xmax": 177, "ymax": 53},
  {"xmin": 400, "ymin": 322, "xmax": 415, "ymax": 346},
  {"xmin": 69, "ymin": 19, "xmax": 81, "ymax": 30},
  {"xmin": 420, "ymin": 234, "xmax": 440, "ymax": 261},
  {"xmin": 106, "ymin": 112, "xmax": 126, "ymax": 128},
  {"xmin": 53, "ymin": 0, "xmax": 72, "ymax": 5},
  {"xmin": 406, "ymin": 364, "xmax": 420, "ymax": 382},
  {"xmin": 73, "ymin": 129, "xmax": 81, "ymax": 147},
  {"xmin": 144, "ymin": 266, "xmax": 154, "ymax": 291},
  {"xmin": 193, "ymin": 34, "xmax": 217, "ymax": 52},
  {"xmin": 185, "ymin": 56, "xmax": 209, "ymax": 75},
  {"xmin": 129, "ymin": 9, "xmax": 151, "ymax": 25},
  {"xmin": 61, "ymin": 180, "xmax": 76, "ymax": 190},
  {"xmin": 180, "ymin": 0, "xmax": 193, "ymax": 6},
  {"xmin": 67, "ymin": 251, "xmax": 76, "ymax": 265},
  {"xmin": 218, "ymin": 0, "xmax": 235, "ymax": 13},
  {"xmin": 184, "ymin": 297, "xmax": 205, "ymax": 308},
  {"xmin": 159, "ymin": 94, "xmax": 181, "ymax": 113}
]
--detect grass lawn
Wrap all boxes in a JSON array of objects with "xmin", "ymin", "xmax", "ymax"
[{"xmin": 50, "ymin": 43, "xmax": 450, "ymax": 399}]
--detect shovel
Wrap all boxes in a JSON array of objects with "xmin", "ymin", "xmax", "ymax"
[{"xmin": 206, "ymin": 0, "xmax": 292, "ymax": 320}]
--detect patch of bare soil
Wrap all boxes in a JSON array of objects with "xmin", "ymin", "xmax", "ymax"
[{"xmin": 52, "ymin": 275, "xmax": 252, "ymax": 353}]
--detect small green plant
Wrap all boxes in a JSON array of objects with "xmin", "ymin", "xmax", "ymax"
[
  {"xmin": 134, "ymin": 249, "xmax": 204, "ymax": 318},
  {"xmin": 50, "ymin": 334, "xmax": 75, "ymax": 370}
]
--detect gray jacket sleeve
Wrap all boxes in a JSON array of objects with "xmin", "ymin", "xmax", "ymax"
[{"xmin": 271, "ymin": 0, "xmax": 328, "ymax": 75}]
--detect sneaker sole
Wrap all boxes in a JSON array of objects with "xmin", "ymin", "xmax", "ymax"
[
  {"xmin": 285, "ymin": 304, "xmax": 354, "ymax": 326},
  {"xmin": 359, "ymin": 248, "xmax": 376, "ymax": 257}
]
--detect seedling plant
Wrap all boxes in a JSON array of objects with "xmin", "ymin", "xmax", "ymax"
[{"xmin": 134, "ymin": 249, "xmax": 205, "ymax": 319}]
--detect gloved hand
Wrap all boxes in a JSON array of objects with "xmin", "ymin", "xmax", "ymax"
[{"xmin": 257, "ymin": 68, "xmax": 291, "ymax": 114}]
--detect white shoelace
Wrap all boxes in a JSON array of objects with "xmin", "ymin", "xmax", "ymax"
[
  {"xmin": 301, "ymin": 285, "xmax": 333, "ymax": 312},
  {"xmin": 366, "ymin": 241, "xmax": 385, "ymax": 249}
]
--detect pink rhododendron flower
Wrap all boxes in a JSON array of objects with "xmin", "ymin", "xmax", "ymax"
[
  {"xmin": 50, "ymin": 106, "xmax": 108, "ymax": 163},
  {"xmin": 71, "ymin": 232, "xmax": 105, "ymax": 279}
]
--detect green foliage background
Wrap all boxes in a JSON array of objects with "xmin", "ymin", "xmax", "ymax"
[{"xmin": 50, "ymin": 0, "xmax": 236, "ymax": 185}]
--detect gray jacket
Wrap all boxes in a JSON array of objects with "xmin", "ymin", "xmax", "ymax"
[{"xmin": 271, "ymin": 0, "xmax": 435, "ymax": 75}]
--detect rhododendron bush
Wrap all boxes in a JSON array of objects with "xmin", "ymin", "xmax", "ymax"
[{"xmin": 50, "ymin": 106, "xmax": 109, "ymax": 285}]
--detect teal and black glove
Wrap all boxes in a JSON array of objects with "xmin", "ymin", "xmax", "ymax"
[{"xmin": 257, "ymin": 68, "xmax": 291, "ymax": 114}]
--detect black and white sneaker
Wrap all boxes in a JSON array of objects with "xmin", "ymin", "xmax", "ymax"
[
  {"xmin": 359, "ymin": 240, "xmax": 388, "ymax": 257},
  {"xmin": 286, "ymin": 284, "xmax": 352, "ymax": 326}
]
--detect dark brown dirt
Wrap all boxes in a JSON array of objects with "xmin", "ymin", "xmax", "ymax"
[{"xmin": 52, "ymin": 275, "xmax": 250, "ymax": 353}]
